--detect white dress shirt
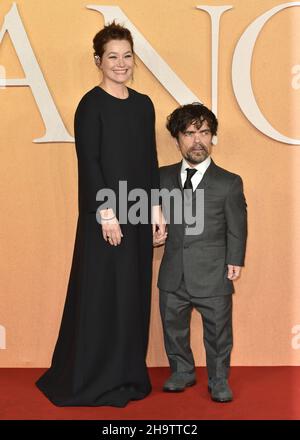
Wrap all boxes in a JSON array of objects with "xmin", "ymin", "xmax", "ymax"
[{"xmin": 180, "ymin": 156, "xmax": 211, "ymax": 191}]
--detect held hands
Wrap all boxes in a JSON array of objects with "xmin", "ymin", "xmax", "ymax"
[
  {"xmin": 152, "ymin": 205, "xmax": 168, "ymax": 247},
  {"xmin": 100, "ymin": 208, "xmax": 123, "ymax": 246},
  {"xmin": 227, "ymin": 265, "xmax": 242, "ymax": 281},
  {"xmin": 153, "ymin": 228, "xmax": 168, "ymax": 247}
]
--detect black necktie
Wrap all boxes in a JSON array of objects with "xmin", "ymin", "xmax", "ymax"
[{"xmin": 184, "ymin": 168, "xmax": 197, "ymax": 190}]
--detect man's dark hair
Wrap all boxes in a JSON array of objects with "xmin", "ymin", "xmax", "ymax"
[{"xmin": 166, "ymin": 103, "xmax": 218, "ymax": 139}]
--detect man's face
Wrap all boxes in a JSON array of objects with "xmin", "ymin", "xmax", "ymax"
[{"xmin": 177, "ymin": 120, "xmax": 213, "ymax": 165}]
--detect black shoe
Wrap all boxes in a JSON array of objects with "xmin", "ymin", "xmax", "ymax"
[
  {"xmin": 208, "ymin": 378, "xmax": 233, "ymax": 402},
  {"xmin": 163, "ymin": 372, "xmax": 196, "ymax": 392}
]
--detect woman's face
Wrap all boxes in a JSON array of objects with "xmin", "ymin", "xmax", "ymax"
[{"xmin": 99, "ymin": 39, "xmax": 134, "ymax": 85}]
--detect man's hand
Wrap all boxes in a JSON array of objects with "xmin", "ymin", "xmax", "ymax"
[
  {"xmin": 227, "ymin": 265, "xmax": 242, "ymax": 281},
  {"xmin": 152, "ymin": 205, "xmax": 167, "ymax": 247},
  {"xmin": 153, "ymin": 229, "xmax": 168, "ymax": 247}
]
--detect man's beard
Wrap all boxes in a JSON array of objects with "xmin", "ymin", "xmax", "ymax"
[{"xmin": 184, "ymin": 145, "xmax": 209, "ymax": 164}]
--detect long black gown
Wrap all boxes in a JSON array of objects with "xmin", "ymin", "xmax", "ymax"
[{"xmin": 36, "ymin": 86, "xmax": 159, "ymax": 407}]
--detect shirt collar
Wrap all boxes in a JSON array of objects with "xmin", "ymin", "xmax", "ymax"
[{"xmin": 181, "ymin": 155, "xmax": 211, "ymax": 175}]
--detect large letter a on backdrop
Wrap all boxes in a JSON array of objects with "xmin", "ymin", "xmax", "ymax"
[{"xmin": 0, "ymin": 3, "xmax": 73, "ymax": 143}]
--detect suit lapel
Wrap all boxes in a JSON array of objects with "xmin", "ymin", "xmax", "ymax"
[
  {"xmin": 171, "ymin": 162, "xmax": 183, "ymax": 190},
  {"xmin": 194, "ymin": 159, "xmax": 216, "ymax": 192}
]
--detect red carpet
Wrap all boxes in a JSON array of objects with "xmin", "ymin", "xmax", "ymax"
[{"xmin": 0, "ymin": 367, "xmax": 299, "ymax": 420}]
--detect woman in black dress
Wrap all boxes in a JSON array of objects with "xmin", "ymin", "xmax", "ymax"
[{"xmin": 36, "ymin": 22, "xmax": 165, "ymax": 407}]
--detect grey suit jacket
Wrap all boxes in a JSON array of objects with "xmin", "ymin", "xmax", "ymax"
[{"xmin": 157, "ymin": 159, "xmax": 247, "ymax": 297}]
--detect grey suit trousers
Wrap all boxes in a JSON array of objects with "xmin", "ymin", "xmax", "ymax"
[{"xmin": 159, "ymin": 277, "xmax": 233, "ymax": 379}]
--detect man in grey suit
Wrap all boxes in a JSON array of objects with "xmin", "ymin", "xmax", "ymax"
[{"xmin": 154, "ymin": 103, "xmax": 247, "ymax": 402}]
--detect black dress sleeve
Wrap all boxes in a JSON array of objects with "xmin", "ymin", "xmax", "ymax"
[
  {"xmin": 74, "ymin": 96, "xmax": 107, "ymax": 213},
  {"xmin": 146, "ymin": 96, "xmax": 160, "ymax": 200}
]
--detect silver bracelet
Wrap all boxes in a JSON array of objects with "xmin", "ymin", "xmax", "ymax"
[{"xmin": 100, "ymin": 214, "xmax": 116, "ymax": 221}]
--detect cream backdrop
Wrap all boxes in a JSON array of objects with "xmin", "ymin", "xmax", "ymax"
[{"xmin": 0, "ymin": 0, "xmax": 300, "ymax": 367}]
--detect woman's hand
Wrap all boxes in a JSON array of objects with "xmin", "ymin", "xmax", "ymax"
[{"xmin": 100, "ymin": 209, "xmax": 123, "ymax": 246}]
